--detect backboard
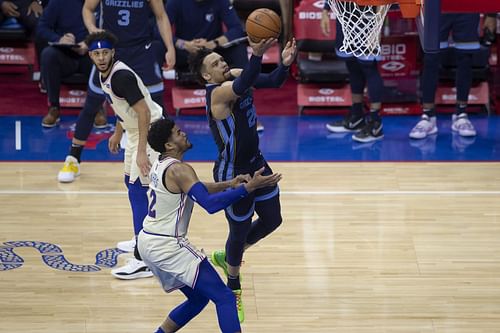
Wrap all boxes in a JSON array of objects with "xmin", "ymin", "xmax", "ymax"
[{"xmin": 418, "ymin": 0, "xmax": 500, "ymax": 53}]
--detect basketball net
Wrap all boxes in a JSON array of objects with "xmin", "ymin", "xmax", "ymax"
[{"xmin": 327, "ymin": 0, "xmax": 391, "ymax": 57}]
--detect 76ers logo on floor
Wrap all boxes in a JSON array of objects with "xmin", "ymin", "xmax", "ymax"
[
  {"xmin": 62, "ymin": 121, "xmax": 115, "ymax": 149},
  {"xmin": 0, "ymin": 241, "xmax": 125, "ymax": 272}
]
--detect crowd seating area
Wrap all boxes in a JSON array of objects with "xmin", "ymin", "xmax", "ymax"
[{"xmin": 1, "ymin": 0, "xmax": 499, "ymax": 117}]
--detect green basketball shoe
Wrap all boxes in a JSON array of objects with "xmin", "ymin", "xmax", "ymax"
[
  {"xmin": 210, "ymin": 249, "xmax": 228, "ymax": 277},
  {"xmin": 233, "ymin": 289, "xmax": 245, "ymax": 323}
]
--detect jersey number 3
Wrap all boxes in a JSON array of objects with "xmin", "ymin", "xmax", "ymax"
[{"xmin": 117, "ymin": 10, "xmax": 130, "ymax": 26}]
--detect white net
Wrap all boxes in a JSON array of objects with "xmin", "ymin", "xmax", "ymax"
[{"xmin": 327, "ymin": 0, "xmax": 391, "ymax": 57}]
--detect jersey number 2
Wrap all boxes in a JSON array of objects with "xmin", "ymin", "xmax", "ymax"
[
  {"xmin": 117, "ymin": 10, "xmax": 130, "ymax": 26},
  {"xmin": 148, "ymin": 190, "xmax": 157, "ymax": 218}
]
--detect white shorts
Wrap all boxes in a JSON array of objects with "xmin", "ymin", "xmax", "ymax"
[
  {"xmin": 138, "ymin": 230, "xmax": 206, "ymax": 292},
  {"xmin": 123, "ymin": 130, "xmax": 159, "ymax": 185}
]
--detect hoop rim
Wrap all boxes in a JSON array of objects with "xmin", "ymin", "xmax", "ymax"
[
  {"xmin": 336, "ymin": 0, "xmax": 420, "ymax": 4},
  {"xmin": 333, "ymin": 0, "xmax": 421, "ymax": 18}
]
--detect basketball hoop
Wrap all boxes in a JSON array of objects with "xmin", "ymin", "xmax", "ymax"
[{"xmin": 327, "ymin": 0, "xmax": 420, "ymax": 57}]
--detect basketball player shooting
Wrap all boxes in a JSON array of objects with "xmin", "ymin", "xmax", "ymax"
[{"xmin": 188, "ymin": 35, "xmax": 297, "ymax": 323}]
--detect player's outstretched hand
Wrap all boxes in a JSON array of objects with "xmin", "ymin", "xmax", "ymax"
[
  {"xmin": 248, "ymin": 37, "xmax": 277, "ymax": 57},
  {"xmin": 230, "ymin": 174, "xmax": 252, "ymax": 188},
  {"xmin": 281, "ymin": 38, "xmax": 297, "ymax": 66},
  {"xmin": 245, "ymin": 167, "xmax": 282, "ymax": 193}
]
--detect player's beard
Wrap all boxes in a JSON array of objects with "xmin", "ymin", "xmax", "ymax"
[{"xmin": 96, "ymin": 58, "xmax": 114, "ymax": 74}]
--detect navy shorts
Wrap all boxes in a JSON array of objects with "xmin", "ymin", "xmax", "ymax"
[
  {"xmin": 334, "ymin": 12, "xmax": 381, "ymax": 61},
  {"xmin": 213, "ymin": 154, "xmax": 280, "ymax": 223},
  {"xmin": 439, "ymin": 13, "xmax": 480, "ymax": 50}
]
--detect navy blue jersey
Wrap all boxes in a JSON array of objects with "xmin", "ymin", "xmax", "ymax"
[
  {"xmin": 101, "ymin": 0, "xmax": 153, "ymax": 47},
  {"xmin": 206, "ymin": 84, "xmax": 260, "ymax": 180}
]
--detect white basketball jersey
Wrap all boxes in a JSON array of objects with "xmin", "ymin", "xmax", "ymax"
[
  {"xmin": 100, "ymin": 61, "xmax": 162, "ymax": 131},
  {"xmin": 142, "ymin": 157, "xmax": 195, "ymax": 237}
]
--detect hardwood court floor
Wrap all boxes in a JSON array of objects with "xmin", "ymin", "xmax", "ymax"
[{"xmin": 1, "ymin": 162, "xmax": 500, "ymax": 333}]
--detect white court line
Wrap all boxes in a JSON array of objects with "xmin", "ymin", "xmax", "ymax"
[
  {"xmin": 0, "ymin": 190, "xmax": 499, "ymax": 195},
  {"xmin": 15, "ymin": 121, "xmax": 21, "ymax": 150}
]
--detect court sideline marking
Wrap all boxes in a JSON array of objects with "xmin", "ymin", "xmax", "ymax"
[
  {"xmin": 0, "ymin": 190, "xmax": 499, "ymax": 195},
  {"xmin": 15, "ymin": 121, "xmax": 21, "ymax": 150}
]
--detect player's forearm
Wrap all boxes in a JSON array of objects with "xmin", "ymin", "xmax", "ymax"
[
  {"xmin": 153, "ymin": 3, "xmax": 175, "ymax": 51},
  {"xmin": 114, "ymin": 120, "xmax": 124, "ymax": 134},
  {"xmin": 232, "ymin": 55, "xmax": 262, "ymax": 95},
  {"xmin": 254, "ymin": 64, "xmax": 289, "ymax": 88},
  {"xmin": 135, "ymin": 103, "xmax": 151, "ymax": 154},
  {"xmin": 203, "ymin": 180, "xmax": 233, "ymax": 194},
  {"xmin": 188, "ymin": 182, "xmax": 248, "ymax": 214},
  {"xmin": 82, "ymin": 2, "xmax": 98, "ymax": 32}
]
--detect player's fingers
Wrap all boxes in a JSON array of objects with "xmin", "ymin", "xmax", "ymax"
[{"xmin": 254, "ymin": 167, "xmax": 265, "ymax": 176}]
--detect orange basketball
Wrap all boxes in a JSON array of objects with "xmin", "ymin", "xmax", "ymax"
[{"xmin": 245, "ymin": 8, "xmax": 281, "ymax": 43}]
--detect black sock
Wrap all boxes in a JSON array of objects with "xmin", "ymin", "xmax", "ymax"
[
  {"xmin": 227, "ymin": 274, "xmax": 241, "ymax": 290},
  {"xmin": 351, "ymin": 103, "xmax": 364, "ymax": 117},
  {"xmin": 134, "ymin": 243, "xmax": 142, "ymax": 261},
  {"xmin": 423, "ymin": 108, "xmax": 436, "ymax": 118},
  {"xmin": 69, "ymin": 143, "xmax": 84, "ymax": 163},
  {"xmin": 456, "ymin": 104, "xmax": 467, "ymax": 116},
  {"xmin": 369, "ymin": 109, "xmax": 381, "ymax": 122}
]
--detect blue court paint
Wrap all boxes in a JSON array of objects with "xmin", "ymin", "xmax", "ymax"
[{"xmin": 0, "ymin": 115, "xmax": 499, "ymax": 162}]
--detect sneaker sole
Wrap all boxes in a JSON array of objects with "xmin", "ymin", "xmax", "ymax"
[
  {"xmin": 111, "ymin": 271, "xmax": 153, "ymax": 280},
  {"xmin": 58, "ymin": 173, "xmax": 80, "ymax": 183},
  {"xmin": 326, "ymin": 124, "xmax": 361, "ymax": 133},
  {"xmin": 352, "ymin": 134, "xmax": 384, "ymax": 143},
  {"xmin": 452, "ymin": 128, "xmax": 477, "ymax": 137},
  {"xmin": 409, "ymin": 127, "xmax": 438, "ymax": 140},
  {"xmin": 41, "ymin": 118, "xmax": 61, "ymax": 128}
]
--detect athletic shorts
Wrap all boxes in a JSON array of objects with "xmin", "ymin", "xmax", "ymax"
[
  {"xmin": 214, "ymin": 154, "xmax": 280, "ymax": 223},
  {"xmin": 439, "ymin": 13, "xmax": 480, "ymax": 50},
  {"xmin": 123, "ymin": 130, "xmax": 159, "ymax": 185},
  {"xmin": 138, "ymin": 230, "xmax": 206, "ymax": 292}
]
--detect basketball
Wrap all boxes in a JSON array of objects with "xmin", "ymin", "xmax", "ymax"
[{"xmin": 245, "ymin": 8, "xmax": 281, "ymax": 43}]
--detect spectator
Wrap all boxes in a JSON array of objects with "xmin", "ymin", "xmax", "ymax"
[
  {"xmin": 0, "ymin": 0, "xmax": 42, "ymax": 35},
  {"xmin": 163, "ymin": 0, "xmax": 247, "ymax": 72},
  {"xmin": 36, "ymin": 0, "xmax": 97, "ymax": 128},
  {"xmin": 481, "ymin": 13, "xmax": 497, "ymax": 47}
]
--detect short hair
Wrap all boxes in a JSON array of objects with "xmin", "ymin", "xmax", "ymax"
[
  {"xmin": 188, "ymin": 47, "xmax": 213, "ymax": 85},
  {"xmin": 85, "ymin": 30, "xmax": 119, "ymax": 49},
  {"xmin": 148, "ymin": 118, "xmax": 176, "ymax": 153}
]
